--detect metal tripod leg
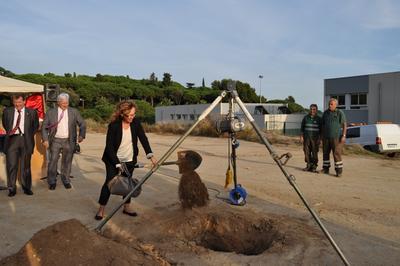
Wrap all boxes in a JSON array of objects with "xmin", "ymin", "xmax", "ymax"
[
  {"xmin": 232, "ymin": 91, "xmax": 350, "ymax": 266},
  {"xmin": 95, "ymin": 90, "xmax": 227, "ymax": 232}
]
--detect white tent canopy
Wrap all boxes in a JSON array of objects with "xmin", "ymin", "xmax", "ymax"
[{"xmin": 0, "ymin": 75, "xmax": 44, "ymax": 93}]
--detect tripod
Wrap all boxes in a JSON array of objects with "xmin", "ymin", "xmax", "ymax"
[{"xmin": 95, "ymin": 82, "xmax": 350, "ymax": 265}]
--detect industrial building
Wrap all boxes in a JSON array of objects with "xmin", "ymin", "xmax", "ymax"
[
  {"xmin": 155, "ymin": 103, "xmax": 304, "ymax": 134},
  {"xmin": 324, "ymin": 71, "xmax": 400, "ymax": 124}
]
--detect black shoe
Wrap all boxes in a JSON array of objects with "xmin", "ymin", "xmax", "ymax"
[
  {"xmin": 310, "ymin": 168, "xmax": 318, "ymax": 173},
  {"xmin": 49, "ymin": 184, "xmax": 56, "ymax": 190},
  {"xmin": 322, "ymin": 168, "xmax": 329, "ymax": 174},
  {"xmin": 123, "ymin": 210, "xmax": 138, "ymax": 217},
  {"xmin": 303, "ymin": 164, "xmax": 311, "ymax": 171},
  {"xmin": 8, "ymin": 189, "xmax": 16, "ymax": 197},
  {"xmin": 336, "ymin": 169, "xmax": 343, "ymax": 177},
  {"xmin": 23, "ymin": 189, "xmax": 34, "ymax": 195},
  {"xmin": 63, "ymin": 183, "xmax": 72, "ymax": 189},
  {"xmin": 94, "ymin": 214, "xmax": 103, "ymax": 220}
]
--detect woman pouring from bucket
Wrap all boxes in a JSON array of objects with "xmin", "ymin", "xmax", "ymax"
[{"xmin": 95, "ymin": 100, "xmax": 157, "ymax": 220}]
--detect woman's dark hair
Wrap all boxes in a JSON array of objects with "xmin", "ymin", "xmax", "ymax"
[{"xmin": 111, "ymin": 100, "xmax": 138, "ymax": 122}]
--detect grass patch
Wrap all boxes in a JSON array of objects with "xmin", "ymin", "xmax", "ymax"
[{"xmin": 85, "ymin": 119, "xmax": 107, "ymax": 134}]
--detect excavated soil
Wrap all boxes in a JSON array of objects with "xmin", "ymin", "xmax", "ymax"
[
  {"xmin": 178, "ymin": 171, "xmax": 209, "ymax": 209},
  {"xmin": 102, "ymin": 205, "xmax": 339, "ymax": 265},
  {"xmin": 1, "ymin": 206, "xmax": 339, "ymax": 265},
  {"xmin": 0, "ymin": 219, "xmax": 169, "ymax": 266}
]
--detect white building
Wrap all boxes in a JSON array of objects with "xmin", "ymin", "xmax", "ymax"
[
  {"xmin": 155, "ymin": 103, "xmax": 304, "ymax": 134},
  {"xmin": 324, "ymin": 71, "xmax": 400, "ymax": 124}
]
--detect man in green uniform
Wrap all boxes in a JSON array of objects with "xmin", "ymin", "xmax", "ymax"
[
  {"xmin": 300, "ymin": 104, "xmax": 322, "ymax": 172},
  {"xmin": 321, "ymin": 98, "xmax": 347, "ymax": 177}
]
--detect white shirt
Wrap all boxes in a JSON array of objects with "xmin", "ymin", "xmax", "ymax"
[
  {"xmin": 117, "ymin": 126, "xmax": 134, "ymax": 162},
  {"xmin": 12, "ymin": 107, "xmax": 25, "ymax": 134},
  {"xmin": 55, "ymin": 107, "xmax": 69, "ymax": 138}
]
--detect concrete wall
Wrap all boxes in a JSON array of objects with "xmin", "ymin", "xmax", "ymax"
[
  {"xmin": 325, "ymin": 75, "xmax": 369, "ymax": 96},
  {"xmin": 323, "ymin": 72, "xmax": 400, "ymax": 124},
  {"xmin": 155, "ymin": 104, "xmax": 221, "ymax": 124},
  {"xmin": 344, "ymin": 110, "xmax": 369, "ymax": 124},
  {"xmin": 368, "ymin": 72, "xmax": 400, "ymax": 124},
  {"xmin": 155, "ymin": 103, "xmax": 288, "ymax": 125}
]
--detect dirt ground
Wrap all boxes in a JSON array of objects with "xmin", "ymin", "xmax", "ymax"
[{"xmin": 0, "ymin": 132, "xmax": 399, "ymax": 265}]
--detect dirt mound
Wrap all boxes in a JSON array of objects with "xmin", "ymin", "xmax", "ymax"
[
  {"xmin": 0, "ymin": 219, "xmax": 168, "ymax": 266},
  {"xmin": 178, "ymin": 171, "xmax": 209, "ymax": 209}
]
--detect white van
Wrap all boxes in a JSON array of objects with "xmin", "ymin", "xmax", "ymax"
[{"xmin": 346, "ymin": 124, "xmax": 400, "ymax": 157}]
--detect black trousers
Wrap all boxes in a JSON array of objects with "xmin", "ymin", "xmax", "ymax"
[
  {"xmin": 303, "ymin": 137, "xmax": 319, "ymax": 168},
  {"xmin": 98, "ymin": 161, "xmax": 136, "ymax": 206},
  {"xmin": 6, "ymin": 135, "xmax": 32, "ymax": 191}
]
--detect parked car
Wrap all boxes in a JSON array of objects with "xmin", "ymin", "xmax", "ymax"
[{"xmin": 346, "ymin": 124, "xmax": 400, "ymax": 157}]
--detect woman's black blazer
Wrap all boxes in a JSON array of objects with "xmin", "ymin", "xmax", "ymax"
[{"xmin": 101, "ymin": 118, "xmax": 153, "ymax": 166}]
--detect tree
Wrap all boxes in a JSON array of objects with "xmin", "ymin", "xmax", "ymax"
[
  {"xmin": 165, "ymin": 85, "xmax": 184, "ymax": 105},
  {"xmin": 162, "ymin": 73, "xmax": 172, "ymax": 87},
  {"xmin": 95, "ymin": 73, "xmax": 103, "ymax": 81},
  {"xmin": 64, "ymin": 73, "xmax": 72, "ymax": 78},
  {"xmin": 0, "ymin": 67, "xmax": 15, "ymax": 77},
  {"xmin": 285, "ymin": 96, "xmax": 295, "ymax": 103},
  {"xmin": 186, "ymin": 82, "xmax": 195, "ymax": 88},
  {"xmin": 211, "ymin": 79, "xmax": 259, "ymax": 102},
  {"xmin": 159, "ymin": 98, "xmax": 174, "ymax": 106},
  {"xmin": 202, "ymin": 78, "xmax": 205, "ymax": 88},
  {"xmin": 149, "ymin": 72, "xmax": 157, "ymax": 83},
  {"xmin": 288, "ymin": 102, "xmax": 305, "ymax": 113},
  {"xmin": 183, "ymin": 90, "xmax": 200, "ymax": 104},
  {"xmin": 135, "ymin": 100, "xmax": 155, "ymax": 123}
]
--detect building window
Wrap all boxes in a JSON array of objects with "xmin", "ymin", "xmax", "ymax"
[
  {"xmin": 182, "ymin": 114, "xmax": 187, "ymax": 120},
  {"xmin": 170, "ymin": 114, "xmax": 175, "ymax": 120},
  {"xmin": 190, "ymin": 114, "xmax": 195, "ymax": 120},
  {"xmin": 350, "ymin": 93, "xmax": 367, "ymax": 109},
  {"xmin": 176, "ymin": 114, "xmax": 181, "ymax": 120},
  {"xmin": 331, "ymin": 95, "xmax": 345, "ymax": 109}
]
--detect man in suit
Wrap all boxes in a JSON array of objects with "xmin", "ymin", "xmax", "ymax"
[
  {"xmin": 2, "ymin": 94, "xmax": 39, "ymax": 196},
  {"xmin": 42, "ymin": 93, "xmax": 86, "ymax": 190}
]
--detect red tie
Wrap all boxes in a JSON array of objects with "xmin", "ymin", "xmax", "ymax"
[{"xmin": 9, "ymin": 110, "xmax": 21, "ymax": 135}]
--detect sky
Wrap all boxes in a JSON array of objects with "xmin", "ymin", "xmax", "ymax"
[{"xmin": 1, "ymin": 0, "xmax": 399, "ymax": 108}]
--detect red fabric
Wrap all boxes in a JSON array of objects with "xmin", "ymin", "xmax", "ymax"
[{"xmin": 26, "ymin": 93, "xmax": 45, "ymax": 120}]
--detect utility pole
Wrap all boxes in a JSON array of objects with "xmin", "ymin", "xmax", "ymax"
[{"xmin": 258, "ymin": 75, "xmax": 263, "ymax": 103}]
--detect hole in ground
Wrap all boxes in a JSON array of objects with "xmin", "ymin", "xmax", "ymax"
[{"xmin": 195, "ymin": 213, "xmax": 282, "ymax": 255}]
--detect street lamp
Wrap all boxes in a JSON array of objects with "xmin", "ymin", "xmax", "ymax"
[{"xmin": 258, "ymin": 75, "xmax": 263, "ymax": 103}]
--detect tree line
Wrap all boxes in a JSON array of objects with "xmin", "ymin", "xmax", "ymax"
[{"xmin": 0, "ymin": 66, "xmax": 304, "ymax": 123}]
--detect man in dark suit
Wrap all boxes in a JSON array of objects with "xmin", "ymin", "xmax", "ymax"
[
  {"xmin": 42, "ymin": 93, "xmax": 86, "ymax": 190},
  {"xmin": 2, "ymin": 94, "xmax": 39, "ymax": 196}
]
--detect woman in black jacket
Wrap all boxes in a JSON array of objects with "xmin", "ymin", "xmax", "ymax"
[{"xmin": 95, "ymin": 101, "xmax": 157, "ymax": 220}]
